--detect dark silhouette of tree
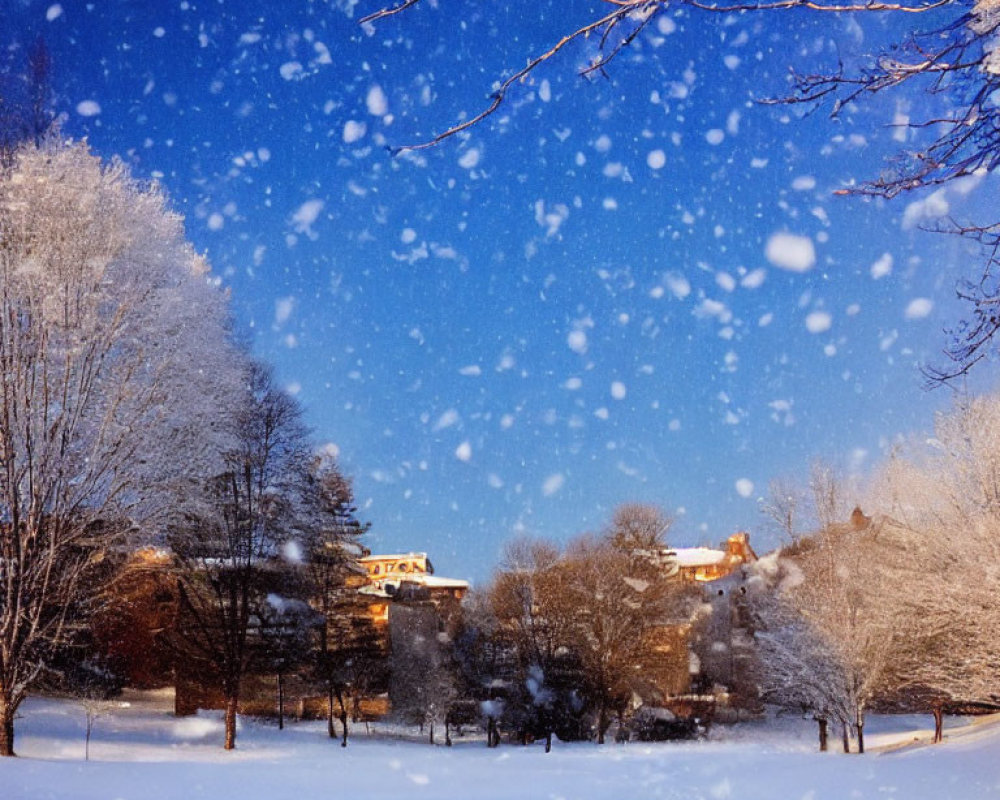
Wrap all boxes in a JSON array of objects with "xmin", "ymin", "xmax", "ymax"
[
  {"xmin": 487, "ymin": 537, "xmax": 574, "ymax": 751},
  {"xmin": 167, "ymin": 362, "xmax": 310, "ymax": 751},
  {"xmin": 324, "ymin": 615, "xmax": 389, "ymax": 744},
  {"xmin": 297, "ymin": 452, "xmax": 374, "ymax": 746},
  {"xmin": 1, "ymin": 37, "xmax": 55, "ymax": 161},
  {"xmin": 450, "ymin": 590, "xmax": 509, "ymax": 747}
]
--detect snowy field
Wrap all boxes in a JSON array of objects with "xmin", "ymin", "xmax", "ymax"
[{"xmin": 2, "ymin": 692, "xmax": 999, "ymax": 800}]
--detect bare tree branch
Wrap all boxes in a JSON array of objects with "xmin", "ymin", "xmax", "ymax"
[
  {"xmin": 361, "ymin": 0, "xmax": 952, "ymax": 152},
  {"xmin": 359, "ymin": 0, "xmax": 423, "ymax": 25},
  {"xmin": 361, "ymin": 0, "xmax": 1000, "ymax": 380}
]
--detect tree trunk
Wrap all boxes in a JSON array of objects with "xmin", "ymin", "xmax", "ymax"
[
  {"xmin": 597, "ymin": 703, "xmax": 608, "ymax": 745},
  {"xmin": 933, "ymin": 706, "xmax": 944, "ymax": 744},
  {"xmin": 327, "ymin": 686, "xmax": 336, "ymax": 739},
  {"xmin": 85, "ymin": 712, "xmax": 94, "ymax": 761},
  {"xmin": 276, "ymin": 672, "xmax": 284, "ymax": 731},
  {"xmin": 445, "ymin": 717, "xmax": 452, "ymax": 747},
  {"xmin": 428, "ymin": 720, "xmax": 434, "ymax": 745},
  {"xmin": 332, "ymin": 686, "xmax": 349, "ymax": 747},
  {"xmin": 615, "ymin": 710, "xmax": 628, "ymax": 743},
  {"xmin": 817, "ymin": 717, "xmax": 828, "ymax": 752},
  {"xmin": 841, "ymin": 721, "xmax": 850, "ymax": 754},
  {"xmin": 855, "ymin": 720, "xmax": 864, "ymax": 754},
  {"xmin": 224, "ymin": 694, "xmax": 238, "ymax": 750},
  {"xmin": 339, "ymin": 708, "xmax": 348, "ymax": 748},
  {"xmin": 0, "ymin": 694, "xmax": 16, "ymax": 757},
  {"xmin": 544, "ymin": 730, "xmax": 552, "ymax": 753}
]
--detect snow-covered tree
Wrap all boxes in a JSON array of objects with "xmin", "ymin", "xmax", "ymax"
[
  {"xmin": 864, "ymin": 394, "xmax": 1000, "ymax": 739},
  {"xmin": 748, "ymin": 555, "xmax": 847, "ymax": 750},
  {"xmin": 0, "ymin": 141, "xmax": 235, "ymax": 756},
  {"xmin": 749, "ymin": 513, "xmax": 912, "ymax": 753}
]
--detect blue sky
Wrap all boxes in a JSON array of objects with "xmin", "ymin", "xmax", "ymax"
[{"xmin": 7, "ymin": 0, "xmax": 997, "ymax": 583}]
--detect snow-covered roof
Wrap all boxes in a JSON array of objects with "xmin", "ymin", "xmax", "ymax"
[
  {"xmin": 358, "ymin": 574, "xmax": 469, "ymax": 599},
  {"xmin": 411, "ymin": 574, "xmax": 469, "ymax": 590},
  {"xmin": 669, "ymin": 547, "xmax": 728, "ymax": 567},
  {"xmin": 359, "ymin": 552, "xmax": 428, "ymax": 562}
]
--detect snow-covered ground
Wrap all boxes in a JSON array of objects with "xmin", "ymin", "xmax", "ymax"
[{"xmin": 2, "ymin": 692, "xmax": 999, "ymax": 799}]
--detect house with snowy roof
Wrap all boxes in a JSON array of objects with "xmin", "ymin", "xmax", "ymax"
[{"xmin": 667, "ymin": 532, "xmax": 757, "ymax": 583}]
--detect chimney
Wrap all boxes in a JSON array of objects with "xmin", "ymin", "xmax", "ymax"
[{"xmin": 850, "ymin": 506, "xmax": 870, "ymax": 530}]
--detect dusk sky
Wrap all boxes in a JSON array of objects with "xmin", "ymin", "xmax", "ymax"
[{"xmin": 6, "ymin": 0, "xmax": 997, "ymax": 583}]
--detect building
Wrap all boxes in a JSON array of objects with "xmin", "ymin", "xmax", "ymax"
[
  {"xmin": 669, "ymin": 532, "xmax": 757, "ymax": 583},
  {"xmin": 354, "ymin": 553, "xmax": 470, "ymax": 723},
  {"xmin": 358, "ymin": 552, "xmax": 470, "ymax": 607},
  {"xmin": 639, "ymin": 533, "xmax": 759, "ymax": 719}
]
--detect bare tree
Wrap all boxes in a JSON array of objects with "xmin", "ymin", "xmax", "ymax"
[
  {"xmin": 487, "ymin": 512, "xmax": 693, "ymax": 747},
  {"xmin": 808, "ymin": 460, "xmax": 855, "ymax": 532},
  {"xmin": 758, "ymin": 463, "xmax": 854, "ymax": 545},
  {"xmin": 0, "ymin": 141, "xmax": 234, "ymax": 756},
  {"xmin": 560, "ymin": 530, "xmax": 690, "ymax": 743},
  {"xmin": 167, "ymin": 362, "xmax": 310, "ymax": 751},
  {"xmin": 759, "ymin": 478, "xmax": 803, "ymax": 544},
  {"xmin": 487, "ymin": 537, "xmax": 570, "ymax": 751},
  {"xmin": 604, "ymin": 503, "xmax": 673, "ymax": 552}
]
